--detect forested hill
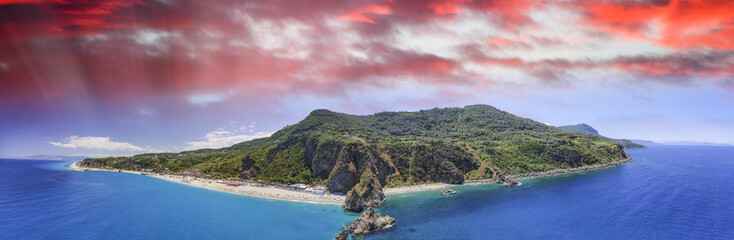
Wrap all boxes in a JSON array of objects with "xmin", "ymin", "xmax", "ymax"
[
  {"xmin": 81, "ymin": 105, "xmax": 629, "ymax": 211},
  {"xmin": 557, "ymin": 123, "xmax": 645, "ymax": 149}
]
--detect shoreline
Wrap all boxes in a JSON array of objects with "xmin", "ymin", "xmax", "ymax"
[
  {"xmin": 70, "ymin": 156, "xmax": 631, "ymax": 203},
  {"xmin": 506, "ymin": 157, "xmax": 632, "ymax": 180},
  {"xmin": 69, "ymin": 162, "xmax": 345, "ymax": 205},
  {"xmin": 383, "ymin": 157, "xmax": 632, "ymax": 196}
]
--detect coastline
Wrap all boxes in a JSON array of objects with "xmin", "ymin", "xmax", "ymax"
[
  {"xmin": 383, "ymin": 157, "xmax": 632, "ymax": 196},
  {"xmin": 69, "ymin": 162, "xmax": 345, "ymax": 205},
  {"xmin": 70, "ymin": 156, "xmax": 631, "ymax": 203},
  {"xmin": 505, "ymin": 157, "xmax": 632, "ymax": 180}
]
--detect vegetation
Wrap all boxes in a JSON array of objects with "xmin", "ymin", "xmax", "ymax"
[
  {"xmin": 82, "ymin": 105, "xmax": 630, "ymax": 190},
  {"xmin": 557, "ymin": 123, "xmax": 645, "ymax": 149}
]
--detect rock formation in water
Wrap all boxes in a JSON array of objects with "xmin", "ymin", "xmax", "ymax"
[
  {"xmin": 440, "ymin": 187, "xmax": 456, "ymax": 195},
  {"xmin": 334, "ymin": 207, "xmax": 396, "ymax": 240}
]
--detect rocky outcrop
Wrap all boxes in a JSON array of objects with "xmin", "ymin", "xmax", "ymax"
[
  {"xmin": 305, "ymin": 138, "xmax": 341, "ymax": 179},
  {"xmin": 342, "ymin": 172, "xmax": 386, "ymax": 212},
  {"xmin": 501, "ymin": 179, "xmax": 520, "ymax": 187},
  {"xmin": 334, "ymin": 207, "xmax": 396, "ymax": 240},
  {"xmin": 327, "ymin": 160, "xmax": 359, "ymax": 194},
  {"xmin": 438, "ymin": 161, "xmax": 465, "ymax": 184},
  {"xmin": 498, "ymin": 174, "xmax": 520, "ymax": 187},
  {"xmin": 440, "ymin": 187, "xmax": 456, "ymax": 195},
  {"xmin": 334, "ymin": 227, "xmax": 350, "ymax": 240}
]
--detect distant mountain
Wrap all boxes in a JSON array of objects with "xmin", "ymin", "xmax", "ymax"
[
  {"xmin": 82, "ymin": 105, "xmax": 630, "ymax": 212},
  {"xmin": 629, "ymin": 139, "xmax": 732, "ymax": 147},
  {"xmin": 12, "ymin": 155, "xmax": 88, "ymax": 161},
  {"xmin": 661, "ymin": 141, "xmax": 733, "ymax": 146},
  {"xmin": 557, "ymin": 124, "xmax": 645, "ymax": 149}
]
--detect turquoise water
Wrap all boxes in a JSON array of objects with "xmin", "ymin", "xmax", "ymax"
[
  {"xmin": 0, "ymin": 160, "xmax": 356, "ymax": 239},
  {"xmin": 2, "ymin": 146, "xmax": 733, "ymax": 239}
]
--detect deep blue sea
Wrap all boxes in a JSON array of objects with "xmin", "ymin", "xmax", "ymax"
[{"xmin": 1, "ymin": 145, "xmax": 733, "ymax": 239}]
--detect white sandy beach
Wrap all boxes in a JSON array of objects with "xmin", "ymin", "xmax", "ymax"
[
  {"xmin": 69, "ymin": 162, "xmax": 345, "ymax": 205},
  {"xmin": 383, "ymin": 183, "xmax": 453, "ymax": 195}
]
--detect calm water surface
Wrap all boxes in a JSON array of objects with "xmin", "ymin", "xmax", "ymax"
[{"xmin": 369, "ymin": 146, "xmax": 734, "ymax": 239}]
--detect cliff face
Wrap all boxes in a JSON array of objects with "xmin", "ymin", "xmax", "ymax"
[{"xmin": 80, "ymin": 105, "xmax": 631, "ymax": 212}]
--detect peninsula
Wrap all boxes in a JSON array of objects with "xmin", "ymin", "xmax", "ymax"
[{"xmin": 78, "ymin": 105, "xmax": 631, "ymax": 211}]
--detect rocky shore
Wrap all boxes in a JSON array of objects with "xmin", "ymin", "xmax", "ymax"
[
  {"xmin": 506, "ymin": 157, "xmax": 632, "ymax": 180},
  {"xmin": 382, "ymin": 157, "xmax": 632, "ymax": 195},
  {"xmin": 334, "ymin": 207, "xmax": 395, "ymax": 240},
  {"xmin": 440, "ymin": 187, "xmax": 456, "ymax": 195}
]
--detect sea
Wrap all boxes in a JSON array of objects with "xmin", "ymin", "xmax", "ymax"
[{"xmin": 1, "ymin": 145, "xmax": 732, "ymax": 239}]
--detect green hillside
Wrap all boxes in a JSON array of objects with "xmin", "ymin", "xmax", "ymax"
[
  {"xmin": 557, "ymin": 123, "xmax": 645, "ymax": 149},
  {"xmin": 81, "ymin": 105, "xmax": 629, "ymax": 211},
  {"xmin": 557, "ymin": 123, "xmax": 599, "ymax": 135}
]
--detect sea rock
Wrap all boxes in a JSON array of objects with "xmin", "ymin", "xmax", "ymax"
[
  {"xmin": 351, "ymin": 207, "xmax": 395, "ymax": 235},
  {"xmin": 440, "ymin": 187, "xmax": 456, "ymax": 195},
  {"xmin": 334, "ymin": 207, "xmax": 396, "ymax": 240},
  {"xmin": 502, "ymin": 180, "xmax": 519, "ymax": 187},
  {"xmin": 501, "ymin": 178, "xmax": 519, "ymax": 187},
  {"xmin": 499, "ymin": 174, "xmax": 520, "ymax": 187},
  {"xmin": 334, "ymin": 226, "xmax": 350, "ymax": 240}
]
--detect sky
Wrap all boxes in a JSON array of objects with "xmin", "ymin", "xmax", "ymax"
[{"xmin": 1, "ymin": 0, "xmax": 733, "ymax": 158}]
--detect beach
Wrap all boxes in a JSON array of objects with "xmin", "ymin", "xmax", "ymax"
[
  {"xmin": 69, "ymin": 162, "xmax": 345, "ymax": 205},
  {"xmin": 382, "ymin": 157, "xmax": 632, "ymax": 195},
  {"xmin": 383, "ymin": 183, "xmax": 453, "ymax": 195}
]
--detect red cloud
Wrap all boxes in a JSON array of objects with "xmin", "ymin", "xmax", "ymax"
[
  {"xmin": 339, "ymin": 4, "xmax": 390, "ymax": 24},
  {"xmin": 3, "ymin": 0, "xmax": 733, "ymax": 112},
  {"xmin": 0, "ymin": 0, "xmax": 196, "ymax": 40},
  {"xmin": 570, "ymin": 0, "xmax": 734, "ymax": 50}
]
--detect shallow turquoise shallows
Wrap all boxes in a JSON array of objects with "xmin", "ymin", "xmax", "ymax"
[
  {"xmin": 1, "ymin": 145, "xmax": 733, "ymax": 239},
  {"xmin": 0, "ymin": 159, "xmax": 357, "ymax": 239}
]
